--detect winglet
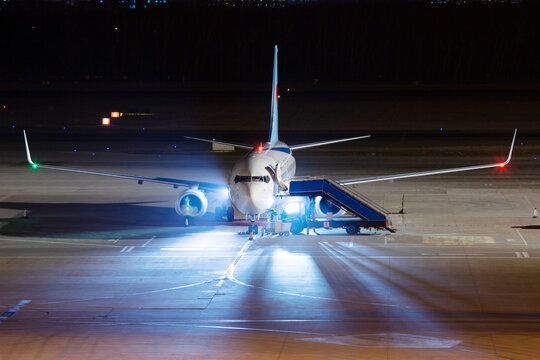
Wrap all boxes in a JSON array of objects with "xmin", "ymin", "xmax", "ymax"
[
  {"xmin": 503, "ymin": 128, "xmax": 517, "ymax": 165},
  {"xmin": 23, "ymin": 130, "xmax": 35, "ymax": 165}
]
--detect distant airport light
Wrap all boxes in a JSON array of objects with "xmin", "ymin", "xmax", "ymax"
[
  {"xmin": 102, "ymin": 117, "xmax": 110, "ymax": 126},
  {"xmin": 111, "ymin": 112, "xmax": 120, "ymax": 118},
  {"xmin": 257, "ymin": 145, "xmax": 263, "ymax": 152}
]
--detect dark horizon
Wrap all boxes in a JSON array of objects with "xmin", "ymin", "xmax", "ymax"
[{"xmin": 1, "ymin": 1, "xmax": 539, "ymax": 86}]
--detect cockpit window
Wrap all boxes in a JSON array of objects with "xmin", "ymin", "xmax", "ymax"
[{"xmin": 234, "ymin": 175, "xmax": 270, "ymax": 184}]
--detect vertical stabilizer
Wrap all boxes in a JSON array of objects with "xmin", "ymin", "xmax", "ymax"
[{"xmin": 269, "ymin": 45, "xmax": 279, "ymax": 143}]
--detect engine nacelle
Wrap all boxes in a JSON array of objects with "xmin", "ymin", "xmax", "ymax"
[
  {"xmin": 175, "ymin": 189, "xmax": 208, "ymax": 217},
  {"xmin": 314, "ymin": 196, "xmax": 345, "ymax": 218}
]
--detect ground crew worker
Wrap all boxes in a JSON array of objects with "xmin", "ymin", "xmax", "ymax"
[{"xmin": 534, "ymin": 208, "xmax": 538, "ymax": 219}]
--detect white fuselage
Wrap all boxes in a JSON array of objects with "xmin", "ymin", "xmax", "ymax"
[{"xmin": 228, "ymin": 141, "xmax": 296, "ymax": 216}]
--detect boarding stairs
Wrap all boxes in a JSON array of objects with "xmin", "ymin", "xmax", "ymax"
[{"xmin": 288, "ymin": 176, "xmax": 394, "ymax": 231}]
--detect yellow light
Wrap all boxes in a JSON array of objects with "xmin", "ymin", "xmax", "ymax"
[
  {"xmin": 111, "ymin": 112, "xmax": 120, "ymax": 118},
  {"xmin": 102, "ymin": 117, "xmax": 110, "ymax": 126}
]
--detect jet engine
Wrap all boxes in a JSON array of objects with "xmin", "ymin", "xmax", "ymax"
[
  {"xmin": 175, "ymin": 188, "xmax": 208, "ymax": 217},
  {"xmin": 314, "ymin": 196, "xmax": 345, "ymax": 218}
]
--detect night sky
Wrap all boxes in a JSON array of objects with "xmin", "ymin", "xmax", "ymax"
[{"xmin": 1, "ymin": 1, "xmax": 539, "ymax": 85}]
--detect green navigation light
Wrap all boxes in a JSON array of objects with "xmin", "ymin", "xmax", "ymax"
[{"xmin": 31, "ymin": 163, "xmax": 38, "ymax": 169}]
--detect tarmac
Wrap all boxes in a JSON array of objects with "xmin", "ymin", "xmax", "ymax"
[{"xmin": 0, "ymin": 130, "xmax": 539, "ymax": 359}]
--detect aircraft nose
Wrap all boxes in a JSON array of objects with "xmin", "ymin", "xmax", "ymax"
[{"xmin": 247, "ymin": 185, "xmax": 274, "ymax": 212}]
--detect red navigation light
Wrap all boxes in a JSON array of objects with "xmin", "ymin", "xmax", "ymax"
[
  {"xmin": 258, "ymin": 145, "xmax": 263, "ymax": 152},
  {"xmin": 499, "ymin": 163, "xmax": 506, "ymax": 168}
]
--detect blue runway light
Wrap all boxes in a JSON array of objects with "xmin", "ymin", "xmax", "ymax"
[
  {"xmin": 142, "ymin": 128, "xmax": 146, "ymax": 131},
  {"xmin": 73, "ymin": 149, "xmax": 77, "ymax": 152},
  {"xmin": 11, "ymin": 125, "xmax": 15, "ymax": 128},
  {"xmin": 92, "ymin": 153, "xmax": 95, "ymax": 156},
  {"xmin": 106, "ymin": 147, "xmax": 110, "ymax": 150},
  {"xmin": 520, "ymin": 142, "xmax": 524, "ymax": 146},
  {"xmin": 173, "ymin": 145, "xmax": 177, "ymax": 149},
  {"xmin": 439, "ymin": 127, "xmax": 443, "ymax": 131},
  {"xmin": 63, "ymin": 126, "xmax": 66, "ymax": 131}
]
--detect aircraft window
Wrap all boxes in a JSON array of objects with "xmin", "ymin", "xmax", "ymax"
[{"xmin": 234, "ymin": 175, "xmax": 271, "ymax": 183}]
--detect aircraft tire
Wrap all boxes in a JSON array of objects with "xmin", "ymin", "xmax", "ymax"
[
  {"xmin": 226, "ymin": 207, "xmax": 235, "ymax": 222},
  {"xmin": 290, "ymin": 220, "xmax": 305, "ymax": 235},
  {"xmin": 346, "ymin": 224, "xmax": 358, "ymax": 235},
  {"xmin": 215, "ymin": 206, "xmax": 223, "ymax": 222}
]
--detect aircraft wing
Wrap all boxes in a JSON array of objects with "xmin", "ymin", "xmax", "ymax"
[
  {"xmin": 184, "ymin": 136, "xmax": 253, "ymax": 150},
  {"xmin": 339, "ymin": 129, "xmax": 517, "ymax": 186},
  {"xmin": 290, "ymin": 135, "xmax": 371, "ymax": 150},
  {"xmin": 23, "ymin": 131, "xmax": 227, "ymax": 191}
]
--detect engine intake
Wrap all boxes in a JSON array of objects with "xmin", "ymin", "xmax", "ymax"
[
  {"xmin": 314, "ymin": 196, "xmax": 345, "ymax": 218},
  {"xmin": 175, "ymin": 189, "xmax": 208, "ymax": 217}
]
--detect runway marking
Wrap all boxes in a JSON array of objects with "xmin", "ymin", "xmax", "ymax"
[
  {"xmin": 160, "ymin": 247, "xmax": 221, "ymax": 251},
  {"xmin": 0, "ymin": 237, "xmax": 120, "ymax": 248},
  {"xmin": 188, "ymin": 325, "xmax": 325, "ymax": 335},
  {"xmin": 141, "ymin": 236, "xmax": 155, "ymax": 247},
  {"xmin": 37, "ymin": 280, "xmax": 209, "ymax": 304},
  {"xmin": 217, "ymin": 239, "xmax": 252, "ymax": 287},
  {"xmin": 439, "ymin": 253, "xmax": 484, "ymax": 256},
  {"xmin": 300, "ymin": 333, "xmax": 462, "ymax": 348},
  {"xmin": 515, "ymin": 251, "xmax": 529, "ymax": 258},
  {"xmin": 515, "ymin": 228, "xmax": 528, "ymax": 246},
  {"xmin": 0, "ymin": 300, "xmax": 32, "ymax": 324},
  {"xmin": 229, "ymin": 276, "xmax": 402, "ymax": 308},
  {"xmin": 120, "ymin": 246, "xmax": 134, "ymax": 253}
]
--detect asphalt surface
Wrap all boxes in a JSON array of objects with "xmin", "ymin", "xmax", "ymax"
[{"xmin": 0, "ymin": 130, "xmax": 539, "ymax": 359}]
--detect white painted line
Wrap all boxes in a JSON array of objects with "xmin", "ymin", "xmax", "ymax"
[
  {"xmin": 216, "ymin": 279, "xmax": 225, "ymax": 287},
  {"xmin": 125, "ymin": 246, "xmax": 135, "ymax": 253},
  {"xmin": 506, "ymin": 239, "xmax": 515, "ymax": 242},
  {"xmin": 439, "ymin": 253, "xmax": 484, "ymax": 256},
  {"xmin": 0, "ymin": 237, "xmax": 119, "ymax": 248},
  {"xmin": 160, "ymin": 247, "xmax": 221, "ymax": 251},
  {"xmin": 523, "ymin": 252, "xmax": 530, "ymax": 258},
  {"xmin": 0, "ymin": 300, "xmax": 32, "ymax": 324},
  {"xmin": 515, "ymin": 251, "xmax": 523, "ymax": 258},
  {"xmin": 142, "ymin": 236, "xmax": 155, "ymax": 247},
  {"xmin": 219, "ymin": 239, "xmax": 252, "ymax": 284},
  {"xmin": 516, "ymin": 228, "xmax": 528, "ymax": 246}
]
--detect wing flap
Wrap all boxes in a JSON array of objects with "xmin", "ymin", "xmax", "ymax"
[
  {"xmin": 290, "ymin": 135, "xmax": 371, "ymax": 150},
  {"xmin": 340, "ymin": 129, "xmax": 517, "ymax": 186},
  {"xmin": 184, "ymin": 136, "xmax": 252, "ymax": 150},
  {"xmin": 23, "ymin": 131, "xmax": 226, "ymax": 191}
]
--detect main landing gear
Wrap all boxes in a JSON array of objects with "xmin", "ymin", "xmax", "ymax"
[{"xmin": 215, "ymin": 206, "xmax": 235, "ymax": 222}]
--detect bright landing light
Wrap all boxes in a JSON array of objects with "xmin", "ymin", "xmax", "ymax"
[{"xmin": 284, "ymin": 202, "xmax": 301, "ymax": 214}]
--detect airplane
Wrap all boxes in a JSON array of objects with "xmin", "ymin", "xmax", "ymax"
[{"xmin": 22, "ymin": 45, "xmax": 517, "ymax": 235}]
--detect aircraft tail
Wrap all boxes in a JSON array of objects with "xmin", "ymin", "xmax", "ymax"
[{"xmin": 269, "ymin": 45, "xmax": 279, "ymax": 143}]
